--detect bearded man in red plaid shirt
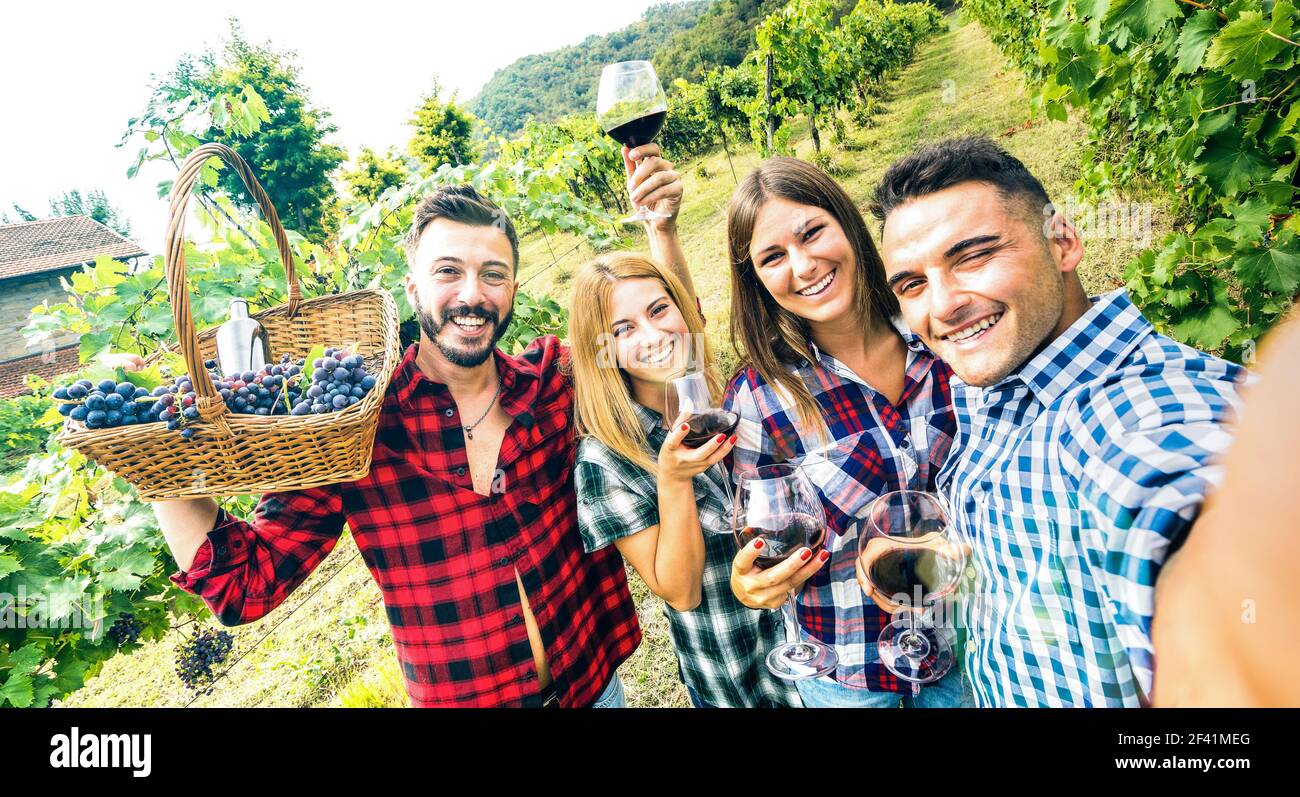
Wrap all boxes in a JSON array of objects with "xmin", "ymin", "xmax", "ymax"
[{"xmin": 142, "ymin": 144, "xmax": 693, "ymax": 707}]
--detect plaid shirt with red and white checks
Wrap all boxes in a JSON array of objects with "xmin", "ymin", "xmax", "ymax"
[
  {"xmin": 171, "ymin": 336, "xmax": 641, "ymax": 707},
  {"xmin": 723, "ymin": 320, "xmax": 956, "ymax": 692}
]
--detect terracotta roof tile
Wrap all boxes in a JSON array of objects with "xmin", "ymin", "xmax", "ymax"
[{"xmin": 0, "ymin": 216, "xmax": 147, "ymax": 281}]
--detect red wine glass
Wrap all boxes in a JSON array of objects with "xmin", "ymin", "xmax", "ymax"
[
  {"xmin": 859, "ymin": 490, "xmax": 967, "ymax": 697},
  {"xmin": 595, "ymin": 60, "xmax": 670, "ymax": 225},
  {"xmin": 734, "ymin": 463, "xmax": 838, "ymax": 680}
]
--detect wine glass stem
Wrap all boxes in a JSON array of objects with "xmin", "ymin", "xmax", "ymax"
[{"xmin": 781, "ymin": 592, "xmax": 803, "ymax": 654}]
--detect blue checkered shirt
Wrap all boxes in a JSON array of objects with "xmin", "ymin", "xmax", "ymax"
[{"xmin": 941, "ymin": 290, "xmax": 1245, "ymax": 707}]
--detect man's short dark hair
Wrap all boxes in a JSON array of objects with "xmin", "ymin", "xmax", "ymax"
[
  {"xmin": 869, "ymin": 136, "xmax": 1052, "ymax": 226},
  {"xmin": 404, "ymin": 185, "xmax": 519, "ymax": 272}
]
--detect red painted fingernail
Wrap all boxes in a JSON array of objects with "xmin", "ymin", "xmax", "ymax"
[
  {"xmin": 715, "ymin": 434, "xmax": 725, "ymax": 442},
  {"xmin": 680, "ymin": 424, "xmax": 689, "ymax": 432},
  {"xmin": 728, "ymin": 435, "xmax": 738, "ymax": 445},
  {"xmin": 753, "ymin": 539, "xmax": 764, "ymax": 550},
  {"xmin": 818, "ymin": 550, "xmax": 830, "ymax": 562},
  {"xmin": 800, "ymin": 549, "xmax": 812, "ymax": 562}
]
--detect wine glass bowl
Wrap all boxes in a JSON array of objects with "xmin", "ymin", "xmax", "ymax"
[
  {"xmin": 859, "ymin": 490, "xmax": 967, "ymax": 693},
  {"xmin": 665, "ymin": 368, "xmax": 738, "ymax": 450},
  {"xmin": 595, "ymin": 60, "xmax": 670, "ymax": 224},
  {"xmin": 734, "ymin": 464, "xmax": 838, "ymax": 680}
]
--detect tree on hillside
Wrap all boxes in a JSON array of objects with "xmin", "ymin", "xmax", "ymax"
[
  {"xmin": 407, "ymin": 80, "xmax": 480, "ymax": 174},
  {"xmin": 653, "ymin": 0, "xmax": 787, "ymax": 85},
  {"xmin": 756, "ymin": 0, "xmax": 846, "ymax": 153},
  {"xmin": 122, "ymin": 20, "xmax": 346, "ymax": 243},
  {"xmin": 342, "ymin": 147, "xmax": 410, "ymax": 205},
  {"xmin": 48, "ymin": 190, "xmax": 133, "ymax": 237}
]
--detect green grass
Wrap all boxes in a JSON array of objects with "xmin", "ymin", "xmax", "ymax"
[{"xmin": 65, "ymin": 15, "xmax": 1169, "ymax": 709}]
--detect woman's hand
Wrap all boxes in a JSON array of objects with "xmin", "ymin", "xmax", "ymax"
[
  {"xmin": 730, "ymin": 535, "xmax": 830, "ymax": 610},
  {"xmin": 624, "ymin": 143, "xmax": 682, "ymax": 231},
  {"xmin": 656, "ymin": 411, "xmax": 735, "ymax": 486}
]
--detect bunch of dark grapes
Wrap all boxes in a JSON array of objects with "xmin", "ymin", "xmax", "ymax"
[
  {"xmin": 54, "ymin": 379, "xmax": 162, "ymax": 430},
  {"xmin": 175, "ymin": 628, "xmax": 235, "ymax": 694},
  {"xmin": 57, "ymin": 346, "xmax": 376, "ymax": 444},
  {"xmin": 106, "ymin": 613, "xmax": 144, "ymax": 647},
  {"xmin": 292, "ymin": 347, "xmax": 377, "ymax": 416}
]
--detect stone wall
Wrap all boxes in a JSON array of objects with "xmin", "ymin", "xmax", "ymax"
[{"xmin": 0, "ymin": 269, "xmax": 79, "ymax": 362}]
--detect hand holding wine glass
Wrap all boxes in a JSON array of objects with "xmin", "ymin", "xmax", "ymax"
[
  {"xmin": 732, "ymin": 463, "xmax": 838, "ymax": 679},
  {"xmin": 730, "ymin": 535, "xmax": 829, "ymax": 610},
  {"xmin": 623, "ymin": 143, "xmax": 682, "ymax": 229},
  {"xmin": 656, "ymin": 409, "xmax": 737, "ymax": 487}
]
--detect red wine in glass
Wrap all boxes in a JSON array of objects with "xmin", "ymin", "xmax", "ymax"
[
  {"xmin": 605, "ymin": 110, "xmax": 667, "ymax": 148},
  {"xmin": 735, "ymin": 511, "xmax": 826, "ymax": 570},
  {"xmin": 868, "ymin": 547, "xmax": 965, "ymax": 605},
  {"xmin": 681, "ymin": 409, "xmax": 740, "ymax": 448}
]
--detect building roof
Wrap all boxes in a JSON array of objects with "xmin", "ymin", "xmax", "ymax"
[{"xmin": 0, "ymin": 215, "xmax": 147, "ymax": 282}]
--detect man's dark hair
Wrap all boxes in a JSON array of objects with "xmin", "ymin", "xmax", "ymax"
[
  {"xmin": 404, "ymin": 184, "xmax": 519, "ymax": 272},
  {"xmin": 869, "ymin": 136, "xmax": 1052, "ymax": 226}
]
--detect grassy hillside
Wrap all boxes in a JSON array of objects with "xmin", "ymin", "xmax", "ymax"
[{"xmin": 65, "ymin": 14, "xmax": 1168, "ymax": 709}]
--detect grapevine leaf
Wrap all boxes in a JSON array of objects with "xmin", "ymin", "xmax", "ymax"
[
  {"xmin": 1234, "ymin": 245, "xmax": 1300, "ymax": 294},
  {"xmin": 1226, "ymin": 197, "xmax": 1274, "ymax": 245},
  {"xmin": 52, "ymin": 656, "xmax": 90, "ymax": 696},
  {"xmin": 6, "ymin": 643, "xmax": 44, "ymax": 675},
  {"xmin": 1205, "ymin": 11, "xmax": 1288, "ymax": 81},
  {"xmin": 302, "ymin": 344, "xmax": 327, "ymax": 383},
  {"xmin": 0, "ymin": 552, "xmax": 20, "ymax": 579},
  {"xmin": 1193, "ymin": 127, "xmax": 1274, "ymax": 194},
  {"xmin": 1104, "ymin": 0, "xmax": 1181, "ymax": 43},
  {"xmin": 0, "ymin": 673, "xmax": 34, "ymax": 708},
  {"xmin": 1174, "ymin": 10, "xmax": 1221, "ymax": 74},
  {"xmin": 1172, "ymin": 305, "xmax": 1242, "ymax": 349}
]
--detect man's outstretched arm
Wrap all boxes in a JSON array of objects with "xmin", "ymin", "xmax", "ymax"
[
  {"xmin": 1154, "ymin": 314, "xmax": 1300, "ymax": 707},
  {"xmin": 157, "ymin": 485, "xmax": 346, "ymax": 626}
]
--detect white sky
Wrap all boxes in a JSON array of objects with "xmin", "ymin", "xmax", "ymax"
[{"xmin": 0, "ymin": 0, "xmax": 666, "ymax": 253}]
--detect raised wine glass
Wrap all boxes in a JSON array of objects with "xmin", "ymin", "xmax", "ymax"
[
  {"xmin": 664, "ymin": 346, "xmax": 737, "ymax": 449},
  {"xmin": 858, "ymin": 489, "xmax": 966, "ymax": 697},
  {"xmin": 734, "ymin": 464, "xmax": 838, "ymax": 680},
  {"xmin": 595, "ymin": 60, "xmax": 670, "ymax": 224}
]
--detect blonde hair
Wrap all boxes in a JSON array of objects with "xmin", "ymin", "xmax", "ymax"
[{"xmin": 568, "ymin": 252, "xmax": 722, "ymax": 473}]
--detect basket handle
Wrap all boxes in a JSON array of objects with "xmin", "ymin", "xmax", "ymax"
[{"xmin": 163, "ymin": 143, "xmax": 301, "ymax": 428}]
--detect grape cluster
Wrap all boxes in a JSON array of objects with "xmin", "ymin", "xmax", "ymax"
[
  {"xmin": 56, "ymin": 346, "xmax": 377, "ymax": 443},
  {"xmin": 106, "ymin": 613, "xmax": 143, "ymax": 647},
  {"xmin": 54, "ymin": 379, "xmax": 163, "ymax": 430},
  {"xmin": 293, "ymin": 347, "xmax": 377, "ymax": 416},
  {"xmin": 175, "ymin": 628, "xmax": 235, "ymax": 693}
]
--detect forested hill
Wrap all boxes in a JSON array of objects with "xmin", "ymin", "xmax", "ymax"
[{"xmin": 469, "ymin": 0, "xmax": 784, "ymax": 135}]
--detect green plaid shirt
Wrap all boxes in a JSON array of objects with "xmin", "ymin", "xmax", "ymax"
[{"xmin": 574, "ymin": 403, "xmax": 802, "ymax": 708}]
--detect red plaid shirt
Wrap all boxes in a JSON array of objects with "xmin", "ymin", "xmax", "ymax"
[{"xmin": 171, "ymin": 336, "xmax": 641, "ymax": 707}]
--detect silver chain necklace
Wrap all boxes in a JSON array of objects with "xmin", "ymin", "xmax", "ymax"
[{"xmin": 464, "ymin": 380, "xmax": 503, "ymax": 440}]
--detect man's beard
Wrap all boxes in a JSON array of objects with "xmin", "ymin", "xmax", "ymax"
[{"xmin": 413, "ymin": 294, "xmax": 514, "ymax": 368}]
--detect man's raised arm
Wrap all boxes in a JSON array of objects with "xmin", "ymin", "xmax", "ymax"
[{"xmin": 1154, "ymin": 314, "xmax": 1300, "ymax": 707}]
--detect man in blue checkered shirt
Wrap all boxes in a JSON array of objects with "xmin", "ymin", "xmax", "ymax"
[{"xmin": 867, "ymin": 137, "xmax": 1246, "ymax": 707}]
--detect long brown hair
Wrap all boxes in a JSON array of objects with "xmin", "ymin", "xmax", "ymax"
[
  {"xmin": 568, "ymin": 252, "xmax": 722, "ymax": 473},
  {"xmin": 727, "ymin": 157, "xmax": 899, "ymax": 448}
]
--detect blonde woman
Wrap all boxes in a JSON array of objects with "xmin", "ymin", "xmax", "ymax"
[{"xmin": 569, "ymin": 252, "xmax": 802, "ymax": 708}]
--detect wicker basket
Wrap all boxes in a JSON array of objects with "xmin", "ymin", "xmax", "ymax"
[{"xmin": 58, "ymin": 143, "xmax": 401, "ymax": 500}]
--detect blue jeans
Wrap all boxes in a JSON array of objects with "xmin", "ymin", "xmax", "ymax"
[
  {"xmin": 795, "ymin": 668, "xmax": 973, "ymax": 708},
  {"xmin": 591, "ymin": 673, "xmax": 626, "ymax": 708}
]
